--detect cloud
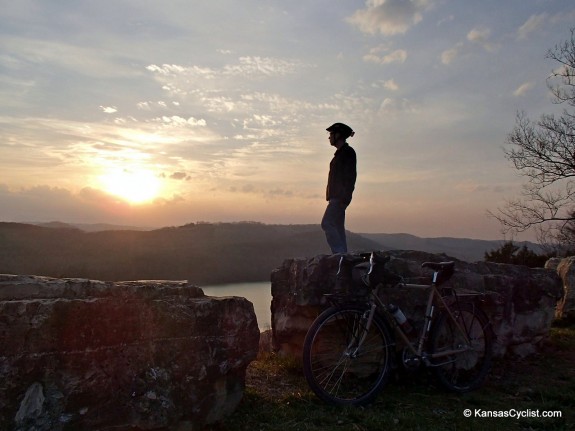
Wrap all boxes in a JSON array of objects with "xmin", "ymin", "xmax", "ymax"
[
  {"xmin": 1, "ymin": 39, "xmax": 347, "ymax": 204},
  {"xmin": 365, "ymin": 80, "xmax": 400, "ymax": 91},
  {"xmin": 517, "ymin": 14, "xmax": 548, "ymax": 40},
  {"xmin": 144, "ymin": 58, "xmax": 317, "ymax": 134},
  {"xmin": 169, "ymin": 172, "xmax": 191, "ymax": 181},
  {"xmin": 467, "ymin": 26, "xmax": 498, "ymax": 52},
  {"xmin": 146, "ymin": 56, "xmax": 305, "ymax": 82},
  {"xmin": 454, "ymin": 182, "xmax": 510, "ymax": 194},
  {"xmin": 153, "ymin": 116, "xmax": 207, "ymax": 127},
  {"xmin": 378, "ymin": 97, "xmax": 416, "ymax": 115},
  {"xmin": 153, "ymin": 194, "xmax": 186, "ymax": 206},
  {"xmin": 467, "ymin": 26, "xmax": 490, "ymax": 44},
  {"xmin": 78, "ymin": 186, "xmax": 130, "ymax": 206},
  {"xmin": 0, "ymin": 183, "xmax": 195, "ymax": 226},
  {"xmin": 268, "ymin": 188, "xmax": 294, "ymax": 198},
  {"xmin": 363, "ymin": 47, "xmax": 408, "ymax": 65},
  {"xmin": 383, "ymin": 79, "xmax": 399, "ymax": 91},
  {"xmin": 0, "ymin": 114, "xmax": 223, "ymax": 192},
  {"xmin": 226, "ymin": 56, "xmax": 305, "ymax": 76},
  {"xmin": 441, "ymin": 42, "xmax": 463, "ymax": 65},
  {"xmin": 513, "ymin": 82, "xmax": 535, "ymax": 97},
  {"xmin": 441, "ymin": 26, "xmax": 498, "ymax": 65},
  {"xmin": 348, "ymin": 0, "xmax": 432, "ymax": 35},
  {"xmin": 100, "ymin": 106, "xmax": 118, "ymax": 114},
  {"xmin": 0, "ymin": 184, "xmax": 128, "ymax": 222}
]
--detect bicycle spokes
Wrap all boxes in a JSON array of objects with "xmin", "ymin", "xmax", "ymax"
[
  {"xmin": 303, "ymin": 306, "xmax": 393, "ymax": 406},
  {"xmin": 430, "ymin": 304, "xmax": 493, "ymax": 392}
]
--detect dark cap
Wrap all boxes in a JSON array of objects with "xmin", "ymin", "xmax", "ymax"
[{"xmin": 326, "ymin": 122, "xmax": 355, "ymax": 138}]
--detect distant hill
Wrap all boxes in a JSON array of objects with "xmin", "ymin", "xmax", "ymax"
[
  {"xmin": 361, "ymin": 232, "xmax": 542, "ymax": 262},
  {"xmin": 0, "ymin": 222, "xmax": 544, "ymax": 284},
  {"xmin": 0, "ymin": 222, "xmax": 379, "ymax": 285},
  {"xmin": 35, "ymin": 221, "xmax": 152, "ymax": 232}
]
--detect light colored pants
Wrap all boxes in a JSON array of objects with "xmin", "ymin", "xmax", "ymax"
[{"xmin": 321, "ymin": 199, "xmax": 347, "ymax": 254}]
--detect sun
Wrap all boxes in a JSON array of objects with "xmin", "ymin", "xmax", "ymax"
[{"xmin": 99, "ymin": 168, "xmax": 161, "ymax": 204}]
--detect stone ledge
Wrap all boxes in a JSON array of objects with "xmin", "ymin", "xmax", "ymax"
[
  {"xmin": 271, "ymin": 251, "xmax": 563, "ymax": 359},
  {"xmin": 0, "ymin": 274, "xmax": 260, "ymax": 431}
]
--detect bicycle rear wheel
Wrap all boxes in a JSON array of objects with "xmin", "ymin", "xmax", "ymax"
[
  {"xmin": 429, "ymin": 302, "xmax": 493, "ymax": 392},
  {"xmin": 302, "ymin": 305, "xmax": 393, "ymax": 406}
]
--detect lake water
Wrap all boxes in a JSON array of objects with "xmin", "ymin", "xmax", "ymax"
[{"xmin": 201, "ymin": 281, "xmax": 272, "ymax": 330}]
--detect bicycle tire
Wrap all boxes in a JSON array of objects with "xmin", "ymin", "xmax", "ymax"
[
  {"xmin": 302, "ymin": 304, "xmax": 393, "ymax": 406},
  {"xmin": 429, "ymin": 302, "xmax": 493, "ymax": 392}
]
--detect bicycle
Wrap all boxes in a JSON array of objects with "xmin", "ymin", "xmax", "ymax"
[{"xmin": 302, "ymin": 251, "xmax": 493, "ymax": 406}]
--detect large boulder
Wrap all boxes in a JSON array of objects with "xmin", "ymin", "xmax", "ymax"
[
  {"xmin": 554, "ymin": 256, "xmax": 575, "ymax": 320},
  {"xmin": 0, "ymin": 274, "xmax": 259, "ymax": 431},
  {"xmin": 271, "ymin": 251, "xmax": 563, "ymax": 359}
]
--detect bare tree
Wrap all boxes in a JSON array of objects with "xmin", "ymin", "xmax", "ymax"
[{"xmin": 491, "ymin": 28, "xmax": 575, "ymax": 249}]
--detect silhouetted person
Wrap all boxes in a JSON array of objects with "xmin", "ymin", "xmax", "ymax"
[{"xmin": 321, "ymin": 122, "xmax": 356, "ymax": 254}]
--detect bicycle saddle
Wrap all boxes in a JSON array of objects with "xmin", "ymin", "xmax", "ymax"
[{"xmin": 422, "ymin": 261, "xmax": 455, "ymax": 285}]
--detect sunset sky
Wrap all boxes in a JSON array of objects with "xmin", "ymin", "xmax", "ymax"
[{"xmin": 1, "ymin": 1, "xmax": 574, "ymax": 240}]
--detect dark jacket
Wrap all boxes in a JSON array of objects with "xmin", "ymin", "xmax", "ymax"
[{"xmin": 326, "ymin": 143, "xmax": 356, "ymax": 207}]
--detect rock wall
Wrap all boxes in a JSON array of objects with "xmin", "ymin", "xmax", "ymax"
[
  {"xmin": 271, "ymin": 251, "xmax": 563, "ymax": 359},
  {"xmin": 0, "ymin": 274, "xmax": 260, "ymax": 431},
  {"xmin": 547, "ymin": 256, "xmax": 575, "ymax": 320}
]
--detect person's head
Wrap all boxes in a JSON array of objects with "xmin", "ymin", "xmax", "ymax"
[{"xmin": 327, "ymin": 123, "xmax": 354, "ymax": 148}]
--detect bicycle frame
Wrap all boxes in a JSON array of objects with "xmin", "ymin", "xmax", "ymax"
[{"xmin": 357, "ymin": 277, "xmax": 482, "ymax": 367}]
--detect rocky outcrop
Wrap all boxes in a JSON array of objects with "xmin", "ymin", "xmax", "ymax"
[
  {"xmin": 0, "ymin": 274, "xmax": 260, "ymax": 431},
  {"xmin": 271, "ymin": 251, "xmax": 563, "ymax": 359},
  {"xmin": 553, "ymin": 256, "xmax": 575, "ymax": 320}
]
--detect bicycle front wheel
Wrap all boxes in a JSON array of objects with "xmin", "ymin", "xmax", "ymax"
[
  {"xmin": 302, "ymin": 305, "xmax": 393, "ymax": 406},
  {"xmin": 429, "ymin": 302, "xmax": 493, "ymax": 392}
]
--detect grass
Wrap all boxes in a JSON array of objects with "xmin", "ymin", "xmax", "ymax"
[{"xmin": 209, "ymin": 321, "xmax": 575, "ymax": 431}]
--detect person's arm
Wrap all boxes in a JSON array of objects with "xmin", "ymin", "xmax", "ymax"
[{"xmin": 341, "ymin": 148, "xmax": 356, "ymax": 207}]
